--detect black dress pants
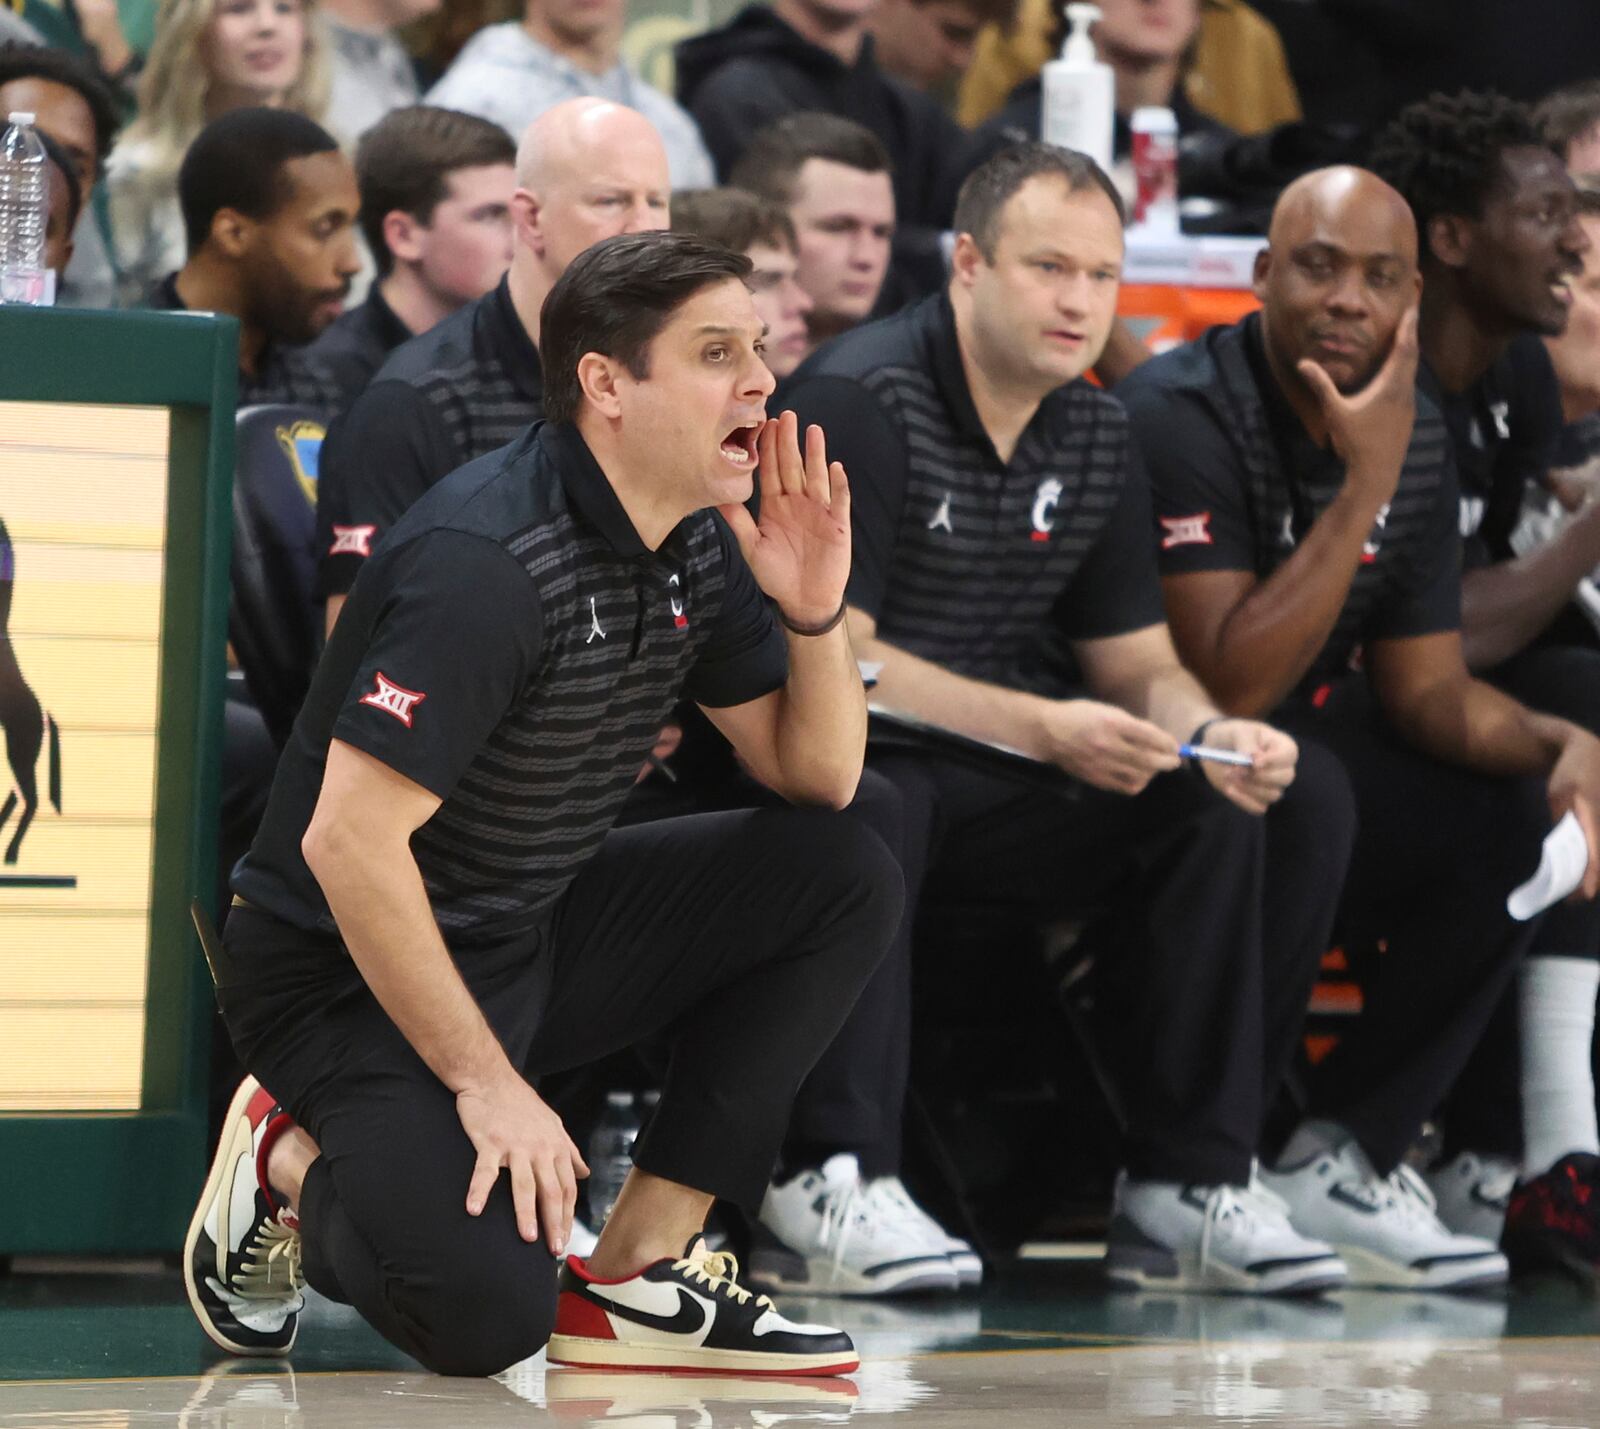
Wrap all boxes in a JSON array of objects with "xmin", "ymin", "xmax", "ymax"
[
  {"xmin": 1278, "ymin": 680, "xmax": 1549, "ymax": 1173},
  {"xmin": 215, "ymin": 808, "xmax": 903, "ymax": 1376},
  {"xmin": 841, "ymin": 740, "xmax": 1354, "ymax": 1187}
]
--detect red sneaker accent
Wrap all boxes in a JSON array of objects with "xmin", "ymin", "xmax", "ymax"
[
  {"xmin": 555, "ymin": 1290, "xmax": 619, "ymax": 1341},
  {"xmin": 562, "ymin": 1255, "xmax": 658, "ymax": 1286},
  {"xmin": 244, "ymin": 1083, "xmax": 279, "ymax": 1125}
]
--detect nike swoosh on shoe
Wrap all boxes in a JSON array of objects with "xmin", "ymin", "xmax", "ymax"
[{"xmin": 583, "ymin": 1287, "xmax": 707, "ymax": 1336}]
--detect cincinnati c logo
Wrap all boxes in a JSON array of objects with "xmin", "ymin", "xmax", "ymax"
[
  {"xmin": 329, "ymin": 524, "xmax": 376, "ymax": 557},
  {"xmin": 1030, "ymin": 478, "xmax": 1063, "ymax": 542},
  {"xmin": 359, "ymin": 671, "xmax": 426, "ymax": 727}
]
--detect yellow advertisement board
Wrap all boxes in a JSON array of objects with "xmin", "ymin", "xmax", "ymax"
[{"xmin": 0, "ymin": 401, "xmax": 171, "ymax": 1111}]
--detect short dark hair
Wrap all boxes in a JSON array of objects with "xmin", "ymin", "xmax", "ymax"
[
  {"xmin": 38, "ymin": 126, "xmax": 81, "ymax": 231},
  {"xmin": 671, "ymin": 187, "xmax": 797, "ymax": 256},
  {"xmin": 356, "ymin": 105, "xmax": 515, "ymax": 276},
  {"xmin": 541, "ymin": 231, "xmax": 753, "ymax": 424},
  {"xmin": 1535, "ymin": 80, "xmax": 1600, "ymax": 165},
  {"xmin": 729, "ymin": 112, "xmax": 892, "ymax": 205},
  {"xmin": 954, "ymin": 142, "xmax": 1125, "ymax": 258},
  {"xmin": 0, "ymin": 41, "xmax": 118, "ymax": 177},
  {"xmin": 1369, "ymin": 90, "xmax": 1550, "ymax": 264},
  {"xmin": 178, "ymin": 107, "xmax": 341, "ymax": 255}
]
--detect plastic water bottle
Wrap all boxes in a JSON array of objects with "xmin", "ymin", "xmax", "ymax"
[
  {"xmin": 0, "ymin": 111, "xmax": 50, "ymax": 306},
  {"xmin": 587, "ymin": 1091, "xmax": 639, "ymax": 1227}
]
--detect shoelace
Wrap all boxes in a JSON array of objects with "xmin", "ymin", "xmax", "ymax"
[
  {"xmin": 1382, "ymin": 1162, "xmax": 1447, "ymax": 1227},
  {"xmin": 675, "ymin": 1248, "xmax": 774, "ymax": 1313},
  {"xmin": 815, "ymin": 1176, "xmax": 871, "ymax": 1282},
  {"xmin": 1195, "ymin": 1183, "xmax": 1284, "ymax": 1280},
  {"xmin": 233, "ymin": 1214, "xmax": 304, "ymax": 1301}
]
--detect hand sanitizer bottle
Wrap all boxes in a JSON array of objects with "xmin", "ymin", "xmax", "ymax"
[{"xmin": 1041, "ymin": 3, "xmax": 1114, "ymax": 173}]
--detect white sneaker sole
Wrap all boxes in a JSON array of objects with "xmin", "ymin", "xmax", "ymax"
[
  {"xmin": 1335, "ymin": 1243, "xmax": 1509, "ymax": 1291},
  {"xmin": 546, "ymin": 1334, "xmax": 859, "ymax": 1376},
  {"xmin": 183, "ymin": 1077, "xmax": 296, "ymax": 1357},
  {"xmin": 948, "ymin": 1250, "xmax": 984, "ymax": 1288},
  {"xmin": 1106, "ymin": 1252, "xmax": 1348, "ymax": 1297},
  {"xmin": 754, "ymin": 1250, "xmax": 959, "ymax": 1298}
]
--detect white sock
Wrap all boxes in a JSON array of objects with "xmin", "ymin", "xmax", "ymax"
[{"xmin": 1519, "ymin": 955, "xmax": 1600, "ymax": 1179}]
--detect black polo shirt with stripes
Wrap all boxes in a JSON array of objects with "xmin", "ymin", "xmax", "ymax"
[
  {"xmin": 780, "ymin": 291, "xmax": 1166, "ymax": 695},
  {"xmin": 235, "ymin": 420, "xmax": 788, "ymax": 950},
  {"xmin": 1123, "ymin": 313, "xmax": 1461, "ymax": 709},
  {"xmin": 314, "ymin": 275, "xmax": 545, "ymax": 600}
]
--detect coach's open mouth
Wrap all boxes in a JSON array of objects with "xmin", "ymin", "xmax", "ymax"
[{"xmin": 720, "ymin": 422, "xmax": 760, "ymax": 467}]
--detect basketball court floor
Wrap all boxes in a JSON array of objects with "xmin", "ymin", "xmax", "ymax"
[{"xmin": 4, "ymin": 1257, "xmax": 1599, "ymax": 1426}]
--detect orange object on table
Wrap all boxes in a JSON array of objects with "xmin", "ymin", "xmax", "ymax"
[{"xmin": 1119, "ymin": 283, "xmax": 1261, "ymax": 356}]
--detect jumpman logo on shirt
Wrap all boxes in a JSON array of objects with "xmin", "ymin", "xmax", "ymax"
[
  {"xmin": 586, "ymin": 596, "xmax": 606, "ymax": 644},
  {"xmin": 928, "ymin": 494, "xmax": 954, "ymax": 533}
]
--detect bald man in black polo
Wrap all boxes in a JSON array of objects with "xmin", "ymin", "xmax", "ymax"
[{"xmin": 1130, "ymin": 165, "xmax": 1600, "ymax": 1289}]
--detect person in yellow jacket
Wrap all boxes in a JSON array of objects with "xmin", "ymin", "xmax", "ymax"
[{"xmin": 957, "ymin": 0, "xmax": 1298, "ymax": 136}]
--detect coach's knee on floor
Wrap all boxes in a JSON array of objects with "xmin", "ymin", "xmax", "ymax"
[{"xmin": 403, "ymin": 1248, "xmax": 557, "ymax": 1377}]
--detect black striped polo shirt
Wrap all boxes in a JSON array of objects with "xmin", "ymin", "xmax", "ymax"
[
  {"xmin": 781, "ymin": 292, "xmax": 1166, "ymax": 694},
  {"xmin": 315, "ymin": 275, "xmax": 545, "ymax": 599},
  {"xmin": 1123, "ymin": 313, "xmax": 1461, "ymax": 709},
  {"xmin": 235, "ymin": 420, "xmax": 788, "ymax": 950}
]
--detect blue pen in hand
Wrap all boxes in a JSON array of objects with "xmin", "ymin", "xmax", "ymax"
[{"xmin": 1181, "ymin": 744, "xmax": 1255, "ymax": 768}]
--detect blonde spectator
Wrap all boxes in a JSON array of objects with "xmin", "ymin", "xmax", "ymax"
[{"xmin": 106, "ymin": 0, "xmax": 331, "ymax": 304}]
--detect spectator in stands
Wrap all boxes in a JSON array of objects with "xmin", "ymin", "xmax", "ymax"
[
  {"xmin": 315, "ymin": 97, "xmax": 669, "ymax": 634},
  {"xmin": 865, "ymin": 0, "xmax": 1010, "ymax": 97},
  {"xmin": 1537, "ymin": 80, "xmax": 1600, "ymax": 179},
  {"xmin": 970, "ymin": 0, "xmax": 1234, "ymax": 178},
  {"xmin": 958, "ymin": 0, "xmax": 1299, "ymax": 136},
  {"xmin": 1123, "ymin": 164, "xmax": 1600, "ymax": 1289},
  {"xmin": 149, "ymin": 108, "xmax": 356, "ymax": 408},
  {"xmin": 321, "ymin": 0, "xmax": 433, "ymax": 141},
  {"xmin": 307, "ymin": 106, "xmax": 516, "ymax": 407},
  {"xmin": 772, "ymin": 142, "xmax": 1354, "ymax": 1298},
  {"xmin": 670, "ymin": 189, "xmax": 813, "ymax": 383},
  {"xmin": 425, "ymin": 0, "xmax": 712, "ymax": 189},
  {"xmin": 0, "ymin": 42, "xmax": 119, "ymax": 307},
  {"xmin": 40, "ymin": 128, "xmax": 80, "ymax": 281},
  {"xmin": 729, "ymin": 115, "xmax": 894, "ymax": 363},
  {"xmin": 1368, "ymin": 92, "xmax": 1600, "ymax": 1279},
  {"xmin": 106, "ymin": 0, "xmax": 331, "ymax": 305},
  {"xmin": 674, "ymin": 0, "xmax": 969, "ymax": 294}
]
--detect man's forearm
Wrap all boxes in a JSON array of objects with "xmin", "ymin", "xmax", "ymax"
[
  {"xmin": 1103, "ymin": 661, "xmax": 1220, "ymax": 745},
  {"xmin": 304, "ymin": 823, "xmax": 514, "ymax": 1094},
  {"xmin": 1462, "ymin": 503, "xmax": 1600, "ymax": 670},
  {"xmin": 770, "ymin": 621, "xmax": 869, "ymax": 807},
  {"xmin": 1204, "ymin": 481, "xmax": 1391, "ymax": 714},
  {"xmin": 1389, "ymin": 673, "xmax": 1574, "ymax": 776},
  {"xmin": 854, "ymin": 620, "xmax": 1056, "ymax": 759}
]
